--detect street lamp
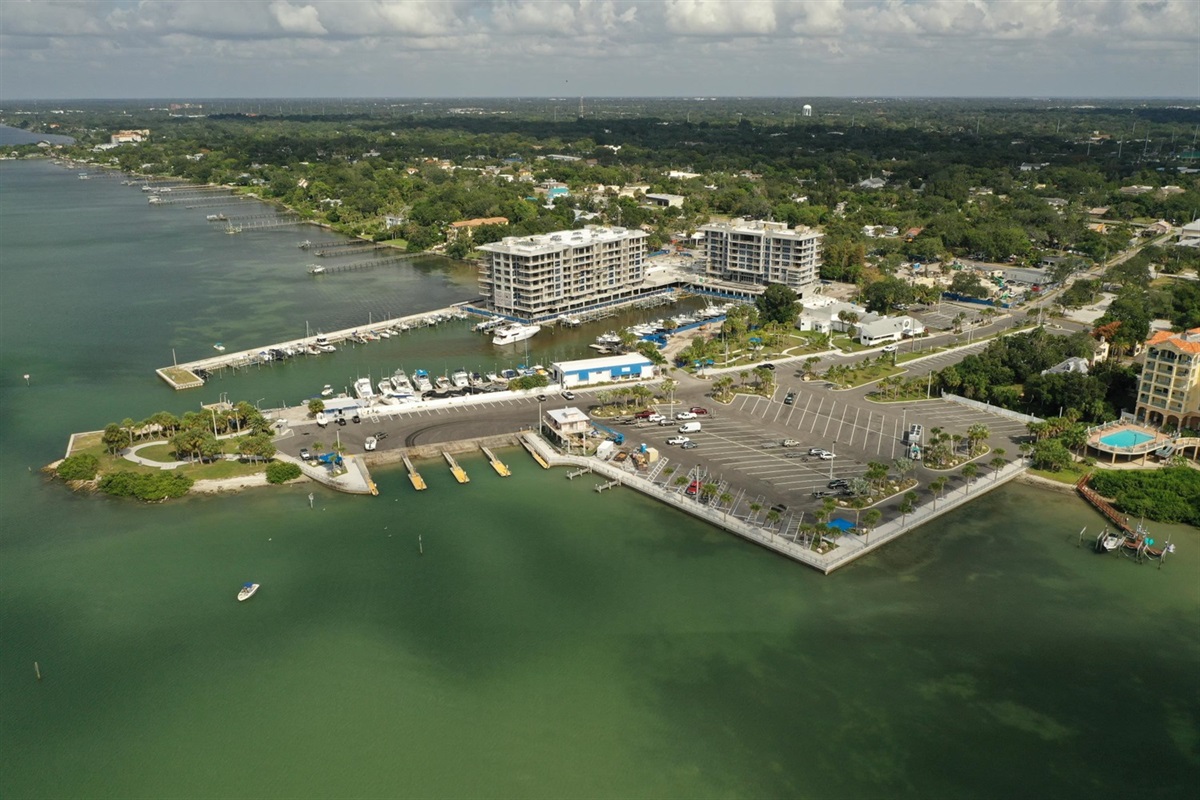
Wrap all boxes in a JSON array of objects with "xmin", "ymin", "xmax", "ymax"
[{"xmin": 830, "ymin": 441, "xmax": 836, "ymax": 479}]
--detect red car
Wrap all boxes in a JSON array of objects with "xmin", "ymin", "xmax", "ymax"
[
  {"xmin": 685, "ymin": 479, "xmax": 702, "ymax": 496},
  {"xmin": 689, "ymin": 407, "xmax": 709, "ymax": 415},
  {"xmin": 633, "ymin": 410, "xmax": 655, "ymax": 419}
]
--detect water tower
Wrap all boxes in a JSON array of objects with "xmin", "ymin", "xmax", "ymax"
[{"xmin": 802, "ymin": 104, "xmax": 812, "ymax": 117}]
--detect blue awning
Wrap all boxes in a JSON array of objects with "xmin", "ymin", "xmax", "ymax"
[{"xmin": 826, "ymin": 518, "xmax": 856, "ymax": 531}]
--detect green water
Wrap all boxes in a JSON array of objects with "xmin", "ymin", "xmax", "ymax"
[{"xmin": 2, "ymin": 161, "xmax": 1198, "ymax": 799}]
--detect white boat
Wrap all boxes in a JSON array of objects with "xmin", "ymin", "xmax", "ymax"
[
  {"xmin": 378, "ymin": 378, "xmax": 395, "ymax": 396},
  {"xmin": 364, "ymin": 436, "xmax": 378, "ymax": 452},
  {"xmin": 308, "ymin": 265, "xmax": 325, "ymax": 275},
  {"xmin": 450, "ymin": 369, "xmax": 470, "ymax": 390},
  {"xmin": 595, "ymin": 331, "xmax": 622, "ymax": 346},
  {"xmin": 412, "ymin": 370, "xmax": 433, "ymax": 393},
  {"xmin": 316, "ymin": 411, "xmax": 329, "ymax": 427},
  {"xmin": 320, "ymin": 384, "xmax": 334, "ymax": 397},
  {"xmin": 392, "ymin": 369, "xmax": 415, "ymax": 393},
  {"xmin": 238, "ymin": 583, "xmax": 259, "ymax": 602},
  {"xmin": 213, "ymin": 343, "xmax": 226, "ymax": 351},
  {"xmin": 353, "ymin": 377, "xmax": 377, "ymax": 402},
  {"xmin": 492, "ymin": 323, "xmax": 540, "ymax": 346},
  {"xmin": 377, "ymin": 329, "xmax": 391, "ymax": 338}
]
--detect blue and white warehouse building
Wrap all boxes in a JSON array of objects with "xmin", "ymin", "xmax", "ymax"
[{"xmin": 550, "ymin": 354, "xmax": 657, "ymax": 388}]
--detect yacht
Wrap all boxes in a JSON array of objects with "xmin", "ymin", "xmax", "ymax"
[
  {"xmin": 434, "ymin": 374, "xmax": 452, "ymax": 391},
  {"xmin": 213, "ymin": 343, "xmax": 226, "ymax": 352},
  {"xmin": 392, "ymin": 369, "xmax": 415, "ymax": 394},
  {"xmin": 320, "ymin": 384, "xmax": 334, "ymax": 397},
  {"xmin": 238, "ymin": 583, "xmax": 259, "ymax": 602},
  {"xmin": 595, "ymin": 331, "xmax": 622, "ymax": 346},
  {"xmin": 378, "ymin": 378, "xmax": 395, "ymax": 397},
  {"xmin": 308, "ymin": 265, "xmax": 325, "ymax": 275},
  {"xmin": 353, "ymin": 377, "xmax": 377, "ymax": 402},
  {"xmin": 450, "ymin": 369, "xmax": 471, "ymax": 390},
  {"xmin": 412, "ymin": 369, "xmax": 434, "ymax": 393},
  {"xmin": 492, "ymin": 323, "xmax": 540, "ymax": 346}
]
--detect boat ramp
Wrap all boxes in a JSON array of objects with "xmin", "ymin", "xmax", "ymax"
[
  {"xmin": 402, "ymin": 454, "xmax": 427, "ymax": 491},
  {"xmin": 443, "ymin": 452, "xmax": 470, "ymax": 484},
  {"xmin": 481, "ymin": 446, "xmax": 511, "ymax": 477}
]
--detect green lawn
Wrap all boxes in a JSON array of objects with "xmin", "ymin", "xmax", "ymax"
[{"xmin": 178, "ymin": 459, "xmax": 267, "ymax": 480}]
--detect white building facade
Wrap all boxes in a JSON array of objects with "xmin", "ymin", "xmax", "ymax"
[
  {"xmin": 700, "ymin": 219, "xmax": 823, "ymax": 295},
  {"xmin": 478, "ymin": 226, "xmax": 649, "ymax": 320},
  {"xmin": 550, "ymin": 353, "xmax": 657, "ymax": 388}
]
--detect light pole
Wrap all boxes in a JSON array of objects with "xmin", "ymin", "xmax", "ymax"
[{"xmin": 830, "ymin": 441, "xmax": 836, "ymax": 479}]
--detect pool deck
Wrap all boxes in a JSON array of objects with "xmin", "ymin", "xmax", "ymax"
[{"xmin": 1087, "ymin": 422, "xmax": 1171, "ymax": 460}]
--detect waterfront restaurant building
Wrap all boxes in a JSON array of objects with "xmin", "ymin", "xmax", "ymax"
[
  {"xmin": 478, "ymin": 226, "xmax": 649, "ymax": 321},
  {"xmin": 543, "ymin": 407, "xmax": 592, "ymax": 445},
  {"xmin": 550, "ymin": 353, "xmax": 657, "ymax": 388},
  {"xmin": 700, "ymin": 218, "xmax": 823, "ymax": 295},
  {"xmin": 1135, "ymin": 327, "xmax": 1200, "ymax": 430}
]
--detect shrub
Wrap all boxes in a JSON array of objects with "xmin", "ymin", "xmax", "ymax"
[
  {"xmin": 99, "ymin": 471, "xmax": 193, "ymax": 501},
  {"xmin": 266, "ymin": 461, "xmax": 302, "ymax": 484},
  {"xmin": 57, "ymin": 454, "xmax": 99, "ymax": 481},
  {"xmin": 1088, "ymin": 467, "xmax": 1200, "ymax": 526}
]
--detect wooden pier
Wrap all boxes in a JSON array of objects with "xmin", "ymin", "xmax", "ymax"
[
  {"xmin": 481, "ymin": 446, "xmax": 511, "ymax": 477},
  {"xmin": 1075, "ymin": 475, "xmax": 1133, "ymax": 533},
  {"xmin": 595, "ymin": 479, "xmax": 621, "ymax": 492},
  {"xmin": 402, "ymin": 454, "xmax": 427, "ymax": 491},
  {"xmin": 443, "ymin": 452, "xmax": 470, "ymax": 484},
  {"xmin": 315, "ymin": 244, "xmax": 385, "ymax": 257},
  {"xmin": 304, "ymin": 253, "xmax": 418, "ymax": 274},
  {"xmin": 566, "ymin": 466, "xmax": 592, "ymax": 480}
]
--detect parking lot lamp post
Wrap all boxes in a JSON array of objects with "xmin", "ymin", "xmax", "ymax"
[{"xmin": 830, "ymin": 441, "xmax": 836, "ymax": 479}]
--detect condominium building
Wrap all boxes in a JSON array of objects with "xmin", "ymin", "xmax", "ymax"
[
  {"xmin": 477, "ymin": 225, "xmax": 649, "ymax": 320},
  {"xmin": 700, "ymin": 219, "xmax": 823, "ymax": 294},
  {"xmin": 1136, "ymin": 327, "xmax": 1200, "ymax": 430}
]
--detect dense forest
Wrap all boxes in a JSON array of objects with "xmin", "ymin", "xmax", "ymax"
[{"xmin": 6, "ymin": 98, "xmax": 1198, "ymax": 267}]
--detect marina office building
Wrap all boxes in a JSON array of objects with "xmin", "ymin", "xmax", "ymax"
[
  {"xmin": 478, "ymin": 226, "xmax": 650, "ymax": 321},
  {"xmin": 700, "ymin": 219, "xmax": 823, "ymax": 296}
]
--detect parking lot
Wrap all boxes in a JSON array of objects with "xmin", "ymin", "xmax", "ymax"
[{"xmin": 618, "ymin": 382, "xmax": 1031, "ymax": 521}]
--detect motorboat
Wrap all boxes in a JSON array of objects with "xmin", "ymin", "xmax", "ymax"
[
  {"xmin": 316, "ymin": 412, "xmax": 329, "ymax": 427},
  {"xmin": 392, "ymin": 369, "xmax": 415, "ymax": 393},
  {"xmin": 492, "ymin": 323, "xmax": 540, "ymax": 346},
  {"xmin": 353, "ymin": 377, "xmax": 377, "ymax": 402},
  {"xmin": 1097, "ymin": 529, "xmax": 1123, "ymax": 552},
  {"xmin": 238, "ymin": 583, "xmax": 259, "ymax": 602},
  {"xmin": 412, "ymin": 369, "xmax": 433, "ymax": 393},
  {"xmin": 378, "ymin": 378, "xmax": 395, "ymax": 396},
  {"xmin": 450, "ymin": 369, "xmax": 470, "ymax": 390},
  {"xmin": 213, "ymin": 343, "xmax": 226, "ymax": 351},
  {"xmin": 308, "ymin": 265, "xmax": 325, "ymax": 275},
  {"xmin": 320, "ymin": 384, "xmax": 334, "ymax": 397},
  {"xmin": 364, "ymin": 436, "xmax": 378, "ymax": 452},
  {"xmin": 595, "ymin": 331, "xmax": 622, "ymax": 346},
  {"xmin": 434, "ymin": 374, "xmax": 452, "ymax": 391}
]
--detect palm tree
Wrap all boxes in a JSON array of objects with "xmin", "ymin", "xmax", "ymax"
[
  {"xmin": 765, "ymin": 510, "xmax": 781, "ymax": 530},
  {"xmin": 718, "ymin": 492, "xmax": 734, "ymax": 522},
  {"xmin": 700, "ymin": 482, "xmax": 719, "ymax": 504},
  {"xmin": 893, "ymin": 456, "xmax": 915, "ymax": 485},
  {"xmin": 966, "ymin": 423, "xmax": 990, "ymax": 456},
  {"xmin": 900, "ymin": 491, "xmax": 919, "ymax": 525},
  {"xmin": 861, "ymin": 509, "xmax": 883, "ymax": 543},
  {"xmin": 748, "ymin": 502, "xmax": 763, "ymax": 522},
  {"xmin": 961, "ymin": 463, "xmax": 979, "ymax": 492},
  {"xmin": 739, "ymin": 370, "xmax": 750, "ymax": 387},
  {"xmin": 865, "ymin": 461, "xmax": 889, "ymax": 494},
  {"xmin": 803, "ymin": 356, "xmax": 821, "ymax": 377},
  {"xmin": 989, "ymin": 455, "xmax": 1007, "ymax": 479},
  {"xmin": 929, "ymin": 476, "xmax": 948, "ymax": 507}
]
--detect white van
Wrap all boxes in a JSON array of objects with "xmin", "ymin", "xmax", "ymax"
[{"xmin": 677, "ymin": 421, "xmax": 701, "ymax": 434}]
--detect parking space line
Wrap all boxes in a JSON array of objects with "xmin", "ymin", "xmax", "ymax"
[
  {"xmin": 785, "ymin": 405, "xmax": 795, "ymax": 427},
  {"xmin": 820, "ymin": 402, "xmax": 835, "ymax": 438},
  {"xmin": 809, "ymin": 399, "xmax": 823, "ymax": 433}
]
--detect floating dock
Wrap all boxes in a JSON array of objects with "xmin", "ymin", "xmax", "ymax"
[
  {"xmin": 481, "ymin": 446, "xmax": 511, "ymax": 477},
  {"xmin": 443, "ymin": 452, "xmax": 470, "ymax": 484},
  {"xmin": 402, "ymin": 454, "xmax": 427, "ymax": 491}
]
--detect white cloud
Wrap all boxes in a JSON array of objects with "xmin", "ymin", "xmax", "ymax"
[
  {"xmin": 664, "ymin": 0, "xmax": 778, "ymax": 36},
  {"xmin": 269, "ymin": 1, "xmax": 327, "ymax": 35}
]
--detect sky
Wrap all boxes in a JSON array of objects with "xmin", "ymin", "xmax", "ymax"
[{"xmin": 1, "ymin": 0, "xmax": 1197, "ymax": 100}]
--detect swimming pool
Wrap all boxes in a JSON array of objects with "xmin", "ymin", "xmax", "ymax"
[{"xmin": 1099, "ymin": 430, "xmax": 1155, "ymax": 448}]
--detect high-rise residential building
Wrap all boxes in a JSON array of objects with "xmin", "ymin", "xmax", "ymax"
[
  {"xmin": 700, "ymin": 219, "xmax": 823, "ymax": 294},
  {"xmin": 1136, "ymin": 327, "xmax": 1200, "ymax": 430},
  {"xmin": 477, "ymin": 226, "xmax": 649, "ymax": 320}
]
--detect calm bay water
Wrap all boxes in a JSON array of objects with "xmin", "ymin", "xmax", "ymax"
[{"xmin": 1, "ymin": 160, "xmax": 1198, "ymax": 799}]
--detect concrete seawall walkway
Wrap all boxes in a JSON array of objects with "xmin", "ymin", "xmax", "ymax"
[{"xmin": 521, "ymin": 432, "xmax": 1027, "ymax": 575}]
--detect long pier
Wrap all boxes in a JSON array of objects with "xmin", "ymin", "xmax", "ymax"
[
  {"xmin": 155, "ymin": 303, "xmax": 473, "ymax": 390},
  {"xmin": 315, "ymin": 244, "xmax": 385, "ymax": 257},
  {"xmin": 307, "ymin": 253, "xmax": 417, "ymax": 274},
  {"xmin": 481, "ymin": 446, "xmax": 511, "ymax": 477},
  {"xmin": 443, "ymin": 452, "xmax": 470, "ymax": 484}
]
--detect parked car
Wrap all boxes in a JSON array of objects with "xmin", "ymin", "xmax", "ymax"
[
  {"xmin": 537, "ymin": 394, "xmax": 548, "ymax": 402},
  {"xmin": 685, "ymin": 479, "xmax": 702, "ymax": 496},
  {"xmin": 761, "ymin": 362, "xmax": 776, "ymax": 370},
  {"xmin": 770, "ymin": 503, "xmax": 788, "ymax": 513},
  {"xmin": 782, "ymin": 439, "xmax": 801, "ymax": 448},
  {"xmin": 812, "ymin": 489, "xmax": 840, "ymax": 499},
  {"xmin": 299, "ymin": 448, "xmax": 312, "ymax": 462},
  {"xmin": 675, "ymin": 411, "xmax": 698, "ymax": 420},
  {"xmin": 784, "ymin": 391, "xmax": 796, "ymax": 405},
  {"xmin": 646, "ymin": 413, "xmax": 666, "ymax": 423},
  {"xmin": 689, "ymin": 407, "xmax": 709, "ymax": 415},
  {"xmin": 881, "ymin": 344, "xmax": 898, "ymax": 353},
  {"xmin": 634, "ymin": 410, "xmax": 655, "ymax": 419},
  {"xmin": 658, "ymin": 417, "xmax": 675, "ymax": 426},
  {"xmin": 808, "ymin": 447, "xmax": 826, "ymax": 456},
  {"xmin": 681, "ymin": 441, "xmax": 699, "ymax": 450},
  {"xmin": 828, "ymin": 479, "xmax": 850, "ymax": 489},
  {"xmin": 562, "ymin": 390, "xmax": 575, "ymax": 400},
  {"xmin": 667, "ymin": 436, "xmax": 691, "ymax": 446},
  {"xmin": 816, "ymin": 451, "xmax": 835, "ymax": 460}
]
